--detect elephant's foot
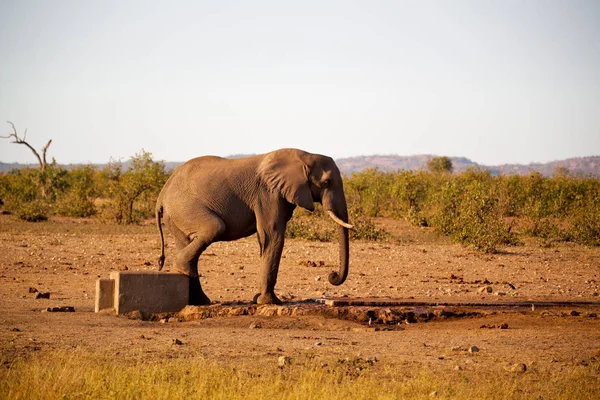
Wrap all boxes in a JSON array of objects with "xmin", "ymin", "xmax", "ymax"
[
  {"xmin": 189, "ymin": 278, "xmax": 211, "ymax": 306},
  {"xmin": 253, "ymin": 292, "xmax": 282, "ymax": 305}
]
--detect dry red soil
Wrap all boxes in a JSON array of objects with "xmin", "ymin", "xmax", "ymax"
[{"xmin": 1, "ymin": 214, "xmax": 599, "ymax": 371}]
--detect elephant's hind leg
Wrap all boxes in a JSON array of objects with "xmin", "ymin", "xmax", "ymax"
[{"xmin": 174, "ymin": 214, "xmax": 226, "ymax": 306}]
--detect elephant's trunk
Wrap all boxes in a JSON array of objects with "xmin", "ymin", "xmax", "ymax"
[{"xmin": 328, "ymin": 223, "xmax": 349, "ymax": 286}]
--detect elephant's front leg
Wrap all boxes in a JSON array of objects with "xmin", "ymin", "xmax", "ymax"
[{"xmin": 254, "ymin": 232, "xmax": 285, "ymax": 305}]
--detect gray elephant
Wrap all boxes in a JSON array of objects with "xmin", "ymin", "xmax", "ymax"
[{"xmin": 156, "ymin": 148, "xmax": 353, "ymax": 305}]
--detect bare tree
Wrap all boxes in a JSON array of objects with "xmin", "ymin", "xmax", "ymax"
[{"xmin": 1, "ymin": 121, "xmax": 52, "ymax": 173}]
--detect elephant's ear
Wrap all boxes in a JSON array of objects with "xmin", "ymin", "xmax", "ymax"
[{"xmin": 258, "ymin": 150, "xmax": 315, "ymax": 211}]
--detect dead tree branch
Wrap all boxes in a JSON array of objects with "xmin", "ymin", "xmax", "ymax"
[{"xmin": 1, "ymin": 121, "xmax": 52, "ymax": 172}]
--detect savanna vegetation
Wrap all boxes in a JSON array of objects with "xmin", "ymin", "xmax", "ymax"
[
  {"xmin": 2, "ymin": 350, "xmax": 599, "ymax": 400},
  {"xmin": 0, "ymin": 152, "xmax": 599, "ymax": 252}
]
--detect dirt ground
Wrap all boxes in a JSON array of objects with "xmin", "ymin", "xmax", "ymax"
[{"xmin": 1, "ymin": 213, "xmax": 599, "ymax": 372}]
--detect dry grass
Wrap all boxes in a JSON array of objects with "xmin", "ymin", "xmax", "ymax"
[{"xmin": 1, "ymin": 350, "xmax": 599, "ymax": 400}]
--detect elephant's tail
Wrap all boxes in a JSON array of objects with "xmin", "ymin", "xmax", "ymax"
[{"xmin": 156, "ymin": 204, "xmax": 165, "ymax": 271}]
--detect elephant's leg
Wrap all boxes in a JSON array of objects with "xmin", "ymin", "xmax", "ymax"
[
  {"xmin": 165, "ymin": 216, "xmax": 190, "ymax": 250},
  {"xmin": 173, "ymin": 214, "xmax": 226, "ymax": 306},
  {"xmin": 254, "ymin": 224, "xmax": 286, "ymax": 305}
]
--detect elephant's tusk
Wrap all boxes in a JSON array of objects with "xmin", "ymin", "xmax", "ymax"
[{"xmin": 327, "ymin": 210, "xmax": 354, "ymax": 230}]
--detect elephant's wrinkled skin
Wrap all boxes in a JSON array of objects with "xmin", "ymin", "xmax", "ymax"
[{"xmin": 156, "ymin": 148, "xmax": 353, "ymax": 305}]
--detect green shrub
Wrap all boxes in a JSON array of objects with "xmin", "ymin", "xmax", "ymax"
[
  {"xmin": 344, "ymin": 168, "xmax": 394, "ymax": 217},
  {"xmin": 421, "ymin": 169, "xmax": 516, "ymax": 252},
  {"xmin": 567, "ymin": 189, "xmax": 600, "ymax": 246},
  {"xmin": 286, "ymin": 219, "xmax": 335, "ymax": 242},
  {"xmin": 14, "ymin": 199, "xmax": 49, "ymax": 222},
  {"xmin": 98, "ymin": 150, "xmax": 168, "ymax": 224},
  {"xmin": 0, "ymin": 168, "xmax": 50, "ymax": 222},
  {"xmin": 350, "ymin": 217, "xmax": 389, "ymax": 241},
  {"xmin": 55, "ymin": 165, "xmax": 98, "ymax": 218}
]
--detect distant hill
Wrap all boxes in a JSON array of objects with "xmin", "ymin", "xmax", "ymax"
[
  {"xmin": 335, "ymin": 155, "xmax": 600, "ymax": 177},
  {"xmin": 1, "ymin": 155, "xmax": 599, "ymax": 177}
]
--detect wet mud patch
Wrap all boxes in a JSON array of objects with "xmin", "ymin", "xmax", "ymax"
[{"xmin": 123, "ymin": 298, "xmax": 600, "ymax": 329}]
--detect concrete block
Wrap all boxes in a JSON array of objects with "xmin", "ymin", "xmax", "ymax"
[
  {"xmin": 95, "ymin": 278, "xmax": 115, "ymax": 312},
  {"xmin": 109, "ymin": 271, "xmax": 190, "ymax": 314}
]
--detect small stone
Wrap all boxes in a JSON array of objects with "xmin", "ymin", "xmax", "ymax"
[
  {"xmin": 35, "ymin": 292, "xmax": 50, "ymax": 299},
  {"xmin": 172, "ymin": 338, "xmax": 183, "ymax": 345},
  {"xmin": 45, "ymin": 306, "xmax": 75, "ymax": 312},
  {"xmin": 315, "ymin": 276, "xmax": 321, "ymax": 281},
  {"xmin": 477, "ymin": 286, "xmax": 493, "ymax": 294},
  {"xmin": 494, "ymin": 291, "xmax": 506, "ymax": 296},
  {"xmin": 429, "ymin": 391, "xmax": 438, "ymax": 397},
  {"xmin": 278, "ymin": 356, "xmax": 291, "ymax": 367},
  {"xmin": 159, "ymin": 318, "xmax": 168, "ymax": 324},
  {"xmin": 119, "ymin": 265, "xmax": 129, "ymax": 271},
  {"xmin": 314, "ymin": 341, "xmax": 322, "ymax": 346},
  {"xmin": 11, "ymin": 327, "xmax": 21, "ymax": 332},
  {"xmin": 454, "ymin": 365, "xmax": 463, "ymax": 371},
  {"xmin": 249, "ymin": 322, "xmax": 262, "ymax": 329},
  {"xmin": 511, "ymin": 363, "xmax": 527, "ymax": 372},
  {"xmin": 28, "ymin": 287, "xmax": 38, "ymax": 293},
  {"xmin": 468, "ymin": 346, "xmax": 480, "ymax": 353},
  {"xmin": 570, "ymin": 310, "xmax": 580, "ymax": 317}
]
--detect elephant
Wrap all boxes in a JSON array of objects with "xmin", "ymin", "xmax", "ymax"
[{"xmin": 156, "ymin": 148, "xmax": 353, "ymax": 305}]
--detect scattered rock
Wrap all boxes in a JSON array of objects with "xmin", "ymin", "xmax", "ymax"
[
  {"xmin": 511, "ymin": 363, "xmax": 527, "ymax": 373},
  {"xmin": 468, "ymin": 346, "xmax": 480, "ymax": 353},
  {"xmin": 454, "ymin": 365, "xmax": 463, "ymax": 371},
  {"xmin": 429, "ymin": 391, "xmax": 438, "ymax": 397},
  {"xmin": 11, "ymin": 327, "xmax": 21, "ymax": 332},
  {"xmin": 477, "ymin": 286, "xmax": 493, "ymax": 294},
  {"xmin": 480, "ymin": 323, "xmax": 508, "ymax": 329},
  {"xmin": 278, "ymin": 356, "xmax": 291, "ymax": 367},
  {"xmin": 494, "ymin": 291, "xmax": 506, "ymax": 296},
  {"xmin": 35, "ymin": 292, "xmax": 50, "ymax": 299},
  {"xmin": 315, "ymin": 276, "xmax": 321, "ymax": 281},
  {"xmin": 569, "ymin": 310, "xmax": 580, "ymax": 317},
  {"xmin": 249, "ymin": 321, "xmax": 262, "ymax": 329},
  {"xmin": 172, "ymin": 338, "xmax": 183, "ymax": 345},
  {"xmin": 299, "ymin": 260, "xmax": 325, "ymax": 268},
  {"xmin": 28, "ymin": 287, "xmax": 38, "ymax": 293},
  {"xmin": 44, "ymin": 306, "xmax": 75, "ymax": 312},
  {"xmin": 119, "ymin": 265, "xmax": 129, "ymax": 271},
  {"xmin": 126, "ymin": 310, "xmax": 143, "ymax": 320}
]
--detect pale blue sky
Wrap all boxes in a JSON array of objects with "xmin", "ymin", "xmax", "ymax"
[{"xmin": 1, "ymin": 0, "xmax": 599, "ymax": 165}]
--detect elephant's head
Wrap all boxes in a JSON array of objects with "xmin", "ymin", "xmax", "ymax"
[{"xmin": 258, "ymin": 148, "xmax": 352, "ymax": 286}]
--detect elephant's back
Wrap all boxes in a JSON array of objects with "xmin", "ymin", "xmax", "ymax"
[{"xmin": 162, "ymin": 155, "xmax": 261, "ymax": 208}]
